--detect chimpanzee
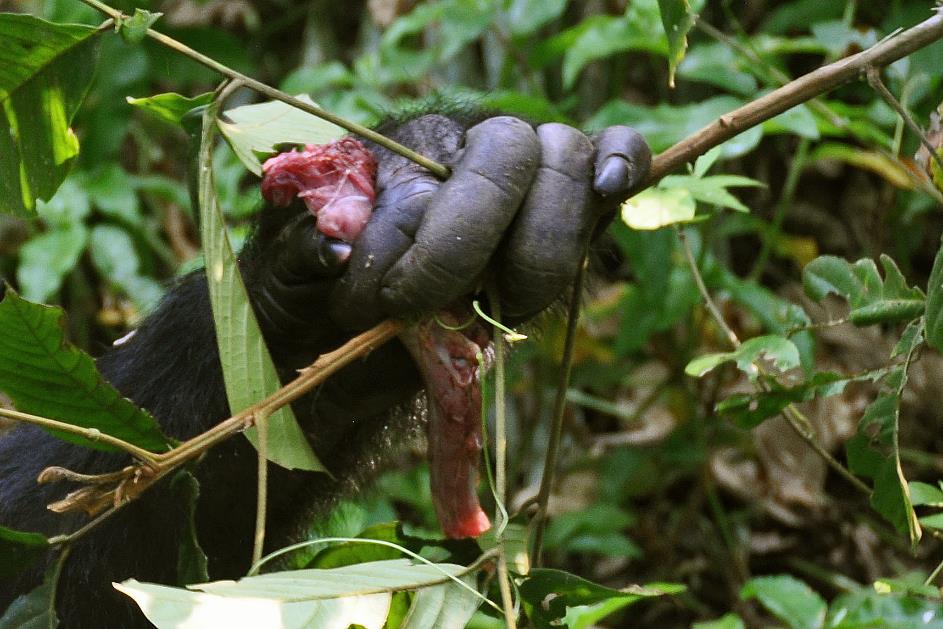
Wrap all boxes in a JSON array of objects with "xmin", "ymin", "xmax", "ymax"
[{"xmin": 0, "ymin": 111, "xmax": 650, "ymax": 627}]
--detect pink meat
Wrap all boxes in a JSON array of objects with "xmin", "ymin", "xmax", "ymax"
[
  {"xmin": 260, "ymin": 138, "xmax": 492, "ymax": 539},
  {"xmin": 261, "ymin": 138, "xmax": 377, "ymax": 242},
  {"xmin": 399, "ymin": 315, "xmax": 492, "ymax": 539}
]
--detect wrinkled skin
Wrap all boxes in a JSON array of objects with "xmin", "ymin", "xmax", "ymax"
[{"xmin": 0, "ymin": 112, "xmax": 650, "ymax": 628}]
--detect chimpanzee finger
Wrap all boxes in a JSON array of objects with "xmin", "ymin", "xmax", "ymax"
[
  {"xmin": 329, "ymin": 114, "xmax": 467, "ymax": 330},
  {"xmin": 592, "ymin": 126, "xmax": 652, "ymax": 203},
  {"xmin": 329, "ymin": 172, "xmax": 438, "ymax": 329},
  {"xmin": 271, "ymin": 212, "xmax": 352, "ymax": 283},
  {"xmin": 495, "ymin": 123, "xmax": 595, "ymax": 321},
  {"xmin": 379, "ymin": 116, "xmax": 541, "ymax": 317}
]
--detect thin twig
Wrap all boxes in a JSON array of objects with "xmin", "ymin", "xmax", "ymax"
[
  {"xmin": 77, "ymin": 0, "xmax": 450, "ymax": 179},
  {"xmin": 649, "ymin": 9, "xmax": 943, "ymax": 183},
  {"xmin": 677, "ymin": 228, "xmax": 739, "ymax": 348},
  {"xmin": 487, "ymin": 292, "xmax": 517, "ymax": 629},
  {"xmin": 0, "ymin": 408, "xmax": 160, "ymax": 465},
  {"xmin": 866, "ymin": 66, "xmax": 943, "ymax": 174},
  {"xmin": 531, "ymin": 254, "xmax": 588, "ymax": 565},
  {"xmin": 252, "ymin": 411, "xmax": 269, "ymax": 568}
]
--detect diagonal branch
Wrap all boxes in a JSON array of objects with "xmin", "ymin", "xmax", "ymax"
[{"xmin": 648, "ymin": 8, "xmax": 943, "ymax": 183}]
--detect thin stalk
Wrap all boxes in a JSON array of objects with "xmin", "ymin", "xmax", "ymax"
[
  {"xmin": 252, "ymin": 412, "xmax": 269, "ymax": 568},
  {"xmin": 866, "ymin": 66, "xmax": 943, "ymax": 174},
  {"xmin": 531, "ymin": 253, "xmax": 588, "ymax": 565},
  {"xmin": 0, "ymin": 408, "xmax": 159, "ymax": 465},
  {"xmin": 748, "ymin": 138, "xmax": 810, "ymax": 281},
  {"xmin": 487, "ymin": 291, "xmax": 517, "ymax": 629},
  {"xmin": 77, "ymin": 0, "xmax": 449, "ymax": 179}
]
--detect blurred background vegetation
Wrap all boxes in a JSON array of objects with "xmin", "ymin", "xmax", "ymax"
[{"xmin": 5, "ymin": 0, "xmax": 943, "ymax": 626}]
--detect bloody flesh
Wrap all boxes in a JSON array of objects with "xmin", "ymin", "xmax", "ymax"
[
  {"xmin": 261, "ymin": 138, "xmax": 492, "ymax": 538},
  {"xmin": 399, "ymin": 315, "xmax": 492, "ymax": 539},
  {"xmin": 261, "ymin": 138, "xmax": 377, "ymax": 243}
]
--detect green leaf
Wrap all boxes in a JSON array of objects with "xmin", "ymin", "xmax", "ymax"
[
  {"xmin": 693, "ymin": 614, "xmax": 746, "ymax": 629},
  {"xmin": 919, "ymin": 512, "xmax": 943, "ymax": 530},
  {"xmin": 910, "ymin": 481, "xmax": 943, "ymax": 507},
  {"xmin": 216, "ymin": 95, "xmax": 345, "ymax": 176},
  {"xmin": 803, "ymin": 255, "xmax": 925, "ymax": 326},
  {"xmin": 550, "ymin": 7, "xmax": 665, "ymax": 90},
  {"xmin": 925, "ymin": 235, "xmax": 943, "ymax": 351},
  {"xmin": 306, "ymin": 523, "xmax": 404, "ymax": 569},
  {"xmin": 892, "ymin": 319, "xmax": 924, "ymax": 359},
  {"xmin": 660, "ymin": 173, "xmax": 762, "ymax": 212},
  {"xmin": 116, "ymin": 559, "xmax": 478, "ymax": 629},
  {"xmin": 716, "ymin": 370, "xmax": 883, "ymax": 429},
  {"xmin": 678, "ymin": 43, "xmax": 757, "ymax": 96},
  {"xmin": 685, "ymin": 335, "xmax": 800, "ymax": 381},
  {"xmin": 0, "ymin": 580, "xmax": 58, "ymax": 629},
  {"xmin": 740, "ymin": 575, "xmax": 826, "ymax": 629},
  {"xmin": 506, "ymin": 0, "xmax": 567, "ymax": 37},
  {"xmin": 520, "ymin": 569, "xmax": 682, "ymax": 629},
  {"xmin": 0, "ymin": 14, "xmax": 102, "ymax": 216},
  {"xmin": 826, "ymin": 585, "xmax": 943, "ymax": 628},
  {"xmin": 762, "ymin": 104, "xmax": 819, "ymax": 139},
  {"xmin": 16, "ymin": 225, "xmax": 88, "ymax": 303},
  {"xmin": 89, "ymin": 224, "xmax": 164, "ymax": 311},
  {"xmin": 171, "ymin": 471, "xmax": 209, "ymax": 585},
  {"xmin": 115, "ymin": 8, "xmax": 162, "ymax": 44},
  {"xmin": 0, "ymin": 548, "xmax": 65, "ymax": 629},
  {"xmin": 853, "ymin": 390, "xmax": 921, "ymax": 546},
  {"xmin": 657, "ymin": 0, "xmax": 696, "ymax": 87},
  {"xmin": 198, "ymin": 105, "xmax": 324, "ymax": 472},
  {"xmin": 0, "ymin": 289, "xmax": 169, "ymax": 452},
  {"xmin": 621, "ymin": 187, "xmax": 696, "ymax": 229},
  {"xmin": 0, "ymin": 526, "xmax": 48, "ymax": 580},
  {"xmin": 126, "ymin": 92, "xmax": 213, "ymax": 126},
  {"xmin": 83, "ymin": 165, "xmax": 142, "ymax": 226}
]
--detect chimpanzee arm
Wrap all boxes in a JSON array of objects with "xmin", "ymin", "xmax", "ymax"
[{"xmin": 0, "ymin": 112, "xmax": 650, "ymax": 629}]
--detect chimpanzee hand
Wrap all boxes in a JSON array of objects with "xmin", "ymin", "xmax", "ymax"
[
  {"xmin": 251, "ymin": 114, "xmax": 650, "ymax": 362},
  {"xmin": 333, "ymin": 114, "xmax": 650, "ymax": 329}
]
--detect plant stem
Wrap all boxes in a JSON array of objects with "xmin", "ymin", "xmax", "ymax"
[
  {"xmin": 77, "ymin": 0, "xmax": 449, "ymax": 179},
  {"xmin": 866, "ymin": 66, "xmax": 943, "ymax": 175},
  {"xmin": 531, "ymin": 254, "xmax": 588, "ymax": 565},
  {"xmin": 252, "ymin": 411, "xmax": 269, "ymax": 569},
  {"xmin": 0, "ymin": 408, "xmax": 159, "ymax": 464},
  {"xmin": 748, "ymin": 138, "xmax": 809, "ymax": 281},
  {"xmin": 650, "ymin": 9, "xmax": 943, "ymax": 183}
]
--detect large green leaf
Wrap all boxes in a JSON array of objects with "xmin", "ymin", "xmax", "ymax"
[
  {"xmin": 116, "ymin": 559, "xmax": 478, "ymax": 629},
  {"xmin": 217, "ymin": 95, "xmax": 345, "ymax": 176},
  {"xmin": 0, "ymin": 14, "xmax": 102, "ymax": 216},
  {"xmin": 198, "ymin": 105, "xmax": 324, "ymax": 472},
  {"xmin": 0, "ymin": 289, "xmax": 169, "ymax": 452}
]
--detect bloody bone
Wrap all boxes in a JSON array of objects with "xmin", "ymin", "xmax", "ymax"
[{"xmin": 262, "ymin": 139, "xmax": 492, "ymax": 538}]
